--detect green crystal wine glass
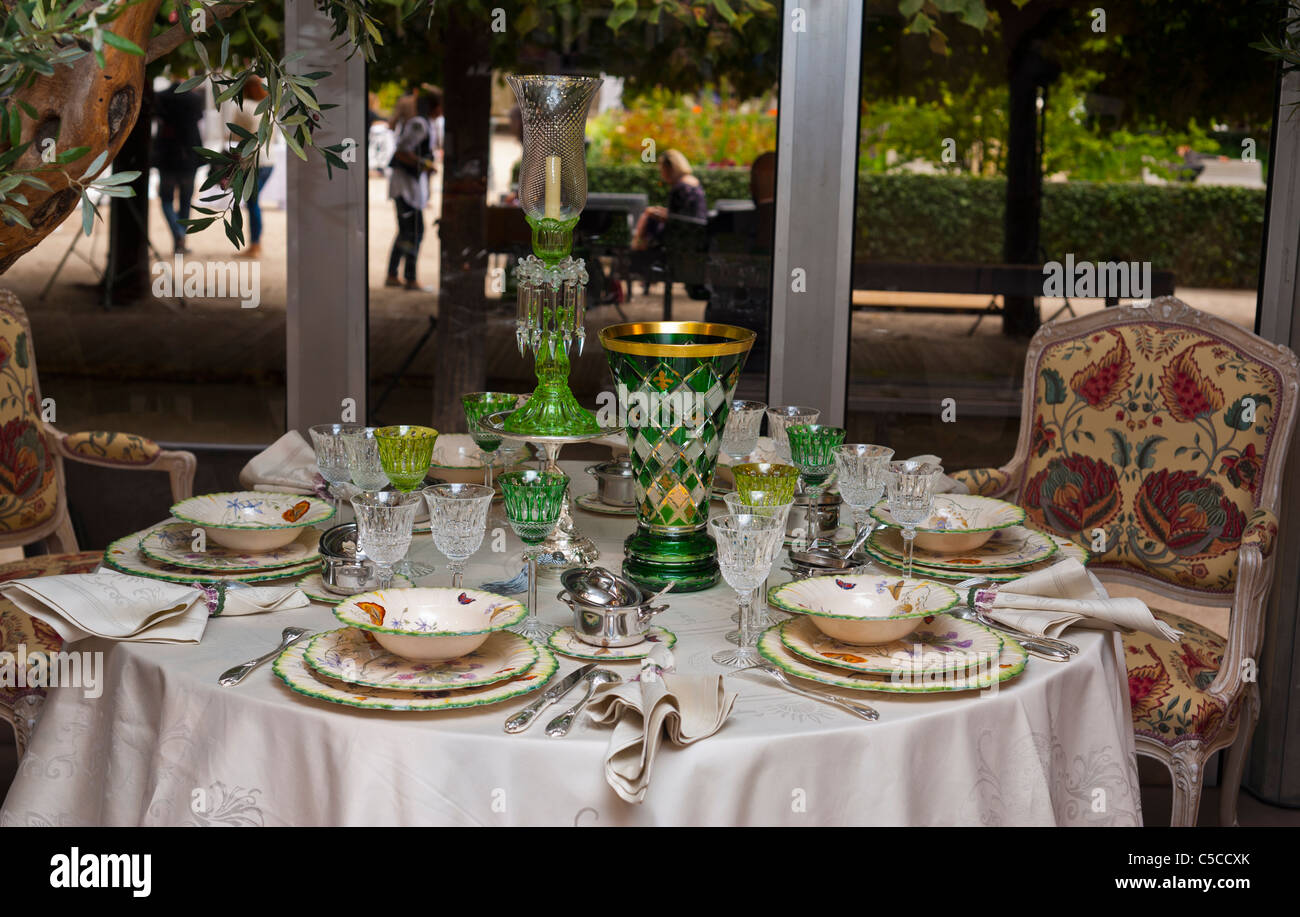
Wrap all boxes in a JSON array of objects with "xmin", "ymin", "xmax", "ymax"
[
  {"xmin": 375, "ymin": 425, "xmax": 439, "ymax": 492},
  {"xmin": 462, "ymin": 392, "xmax": 520, "ymax": 490},
  {"xmin": 499, "ymin": 469, "xmax": 569, "ymax": 640},
  {"xmin": 731, "ymin": 462, "xmax": 800, "ymax": 505},
  {"xmin": 786, "ymin": 424, "xmax": 847, "ymax": 549}
]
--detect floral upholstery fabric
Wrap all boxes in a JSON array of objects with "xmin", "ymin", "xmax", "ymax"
[
  {"xmin": 1124, "ymin": 612, "xmax": 1230, "ymax": 748},
  {"xmin": 0, "ymin": 294, "xmax": 57, "ymax": 536},
  {"xmin": 950, "ymin": 467, "xmax": 1012, "ymax": 498},
  {"xmin": 63, "ymin": 430, "xmax": 161, "ymax": 466},
  {"xmin": 1242, "ymin": 507, "xmax": 1278, "ymax": 559},
  {"xmin": 0, "ymin": 551, "xmax": 101, "ymax": 714},
  {"xmin": 1016, "ymin": 323, "xmax": 1283, "ymax": 595}
]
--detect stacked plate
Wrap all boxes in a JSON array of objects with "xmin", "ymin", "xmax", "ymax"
[
  {"xmin": 274, "ymin": 587, "xmax": 557, "ymax": 711},
  {"xmin": 103, "ymin": 491, "xmax": 336, "ymax": 585},
  {"xmin": 864, "ymin": 494, "xmax": 1087, "ymax": 583},
  {"xmin": 759, "ymin": 574, "xmax": 1028, "ymax": 694}
]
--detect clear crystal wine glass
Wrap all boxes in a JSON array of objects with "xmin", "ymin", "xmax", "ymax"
[
  {"xmin": 342, "ymin": 427, "xmax": 391, "ymax": 493},
  {"xmin": 721, "ymin": 400, "xmax": 767, "ymax": 464},
  {"xmin": 723, "ymin": 489, "xmax": 795, "ymax": 631},
  {"xmin": 309, "ymin": 423, "xmax": 363, "ymax": 509},
  {"xmin": 422, "ymin": 483, "xmax": 494, "ymax": 588},
  {"xmin": 463, "ymin": 392, "xmax": 521, "ymax": 489},
  {"xmin": 351, "ymin": 491, "xmax": 422, "ymax": 589},
  {"xmin": 885, "ymin": 460, "xmax": 944, "ymax": 577},
  {"xmin": 786, "ymin": 424, "xmax": 847, "ymax": 549},
  {"xmin": 765, "ymin": 405, "xmax": 820, "ymax": 463},
  {"xmin": 711, "ymin": 513, "xmax": 785, "ymax": 668},
  {"xmin": 834, "ymin": 444, "xmax": 895, "ymax": 551},
  {"xmin": 499, "ymin": 469, "xmax": 569, "ymax": 640}
]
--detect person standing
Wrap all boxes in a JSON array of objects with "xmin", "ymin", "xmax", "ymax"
[
  {"xmin": 153, "ymin": 77, "xmax": 205, "ymax": 254},
  {"xmin": 385, "ymin": 88, "xmax": 442, "ymax": 291},
  {"xmin": 224, "ymin": 76, "xmax": 274, "ymax": 259}
]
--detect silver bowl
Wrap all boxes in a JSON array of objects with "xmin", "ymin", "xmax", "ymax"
[{"xmin": 318, "ymin": 522, "xmax": 385, "ymax": 596}]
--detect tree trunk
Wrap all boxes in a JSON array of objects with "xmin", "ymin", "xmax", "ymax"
[
  {"xmin": 431, "ymin": 8, "xmax": 491, "ymax": 433},
  {"xmin": 104, "ymin": 85, "xmax": 153, "ymax": 304}
]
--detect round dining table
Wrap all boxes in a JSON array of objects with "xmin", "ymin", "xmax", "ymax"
[{"xmin": 1, "ymin": 461, "xmax": 1142, "ymax": 826}]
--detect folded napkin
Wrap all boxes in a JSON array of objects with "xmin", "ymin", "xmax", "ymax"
[
  {"xmin": 975, "ymin": 558, "xmax": 1180, "ymax": 642},
  {"xmin": 239, "ymin": 430, "xmax": 327, "ymax": 496},
  {"xmin": 587, "ymin": 666, "xmax": 737, "ymax": 805},
  {"xmin": 0, "ymin": 570, "xmax": 309, "ymax": 645},
  {"xmin": 906, "ymin": 454, "xmax": 969, "ymax": 495}
]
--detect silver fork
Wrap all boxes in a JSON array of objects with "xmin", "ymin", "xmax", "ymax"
[
  {"xmin": 734, "ymin": 663, "xmax": 879, "ymax": 721},
  {"xmin": 218, "ymin": 627, "xmax": 311, "ymax": 686}
]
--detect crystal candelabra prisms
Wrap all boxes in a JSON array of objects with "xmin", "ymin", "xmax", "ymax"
[{"xmin": 503, "ymin": 74, "xmax": 604, "ymax": 438}]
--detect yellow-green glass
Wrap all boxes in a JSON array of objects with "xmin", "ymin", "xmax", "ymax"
[
  {"xmin": 375, "ymin": 425, "xmax": 439, "ymax": 491},
  {"xmin": 786, "ymin": 424, "xmax": 846, "ymax": 488},
  {"xmin": 499, "ymin": 470, "xmax": 569, "ymax": 545},
  {"xmin": 732, "ymin": 462, "xmax": 799, "ymax": 503}
]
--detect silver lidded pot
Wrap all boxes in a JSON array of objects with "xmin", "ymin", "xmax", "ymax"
[
  {"xmin": 557, "ymin": 566, "xmax": 670, "ymax": 647},
  {"xmin": 584, "ymin": 458, "xmax": 636, "ymax": 507},
  {"xmin": 318, "ymin": 522, "xmax": 387, "ymax": 596}
]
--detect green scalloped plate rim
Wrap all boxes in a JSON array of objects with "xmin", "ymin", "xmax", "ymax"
[
  {"xmin": 546, "ymin": 625, "xmax": 677, "ymax": 661},
  {"xmin": 103, "ymin": 525, "xmax": 321, "ymax": 585},
  {"xmin": 867, "ymin": 524, "xmax": 1059, "ymax": 570},
  {"xmin": 170, "ymin": 491, "xmax": 336, "ymax": 531},
  {"xmin": 138, "ymin": 522, "xmax": 322, "ymax": 572},
  {"xmin": 302, "ymin": 627, "xmax": 539, "ymax": 691},
  {"xmin": 866, "ymin": 534, "xmax": 1090, "ymax": 583},
  {"xmin": 867, "ymin": 494, "xmax": 1027, "ymax": 535},
  {"xmin": 766, "ymin": 574, "xmax": 959, "ymax": 622},
  {"xmin": 333, "ymin": 587, "xmax": 528, "ymax": 636},
  {"xmin": 777, "ymin": 615, "xmax": 1004, "ymax": 677}
]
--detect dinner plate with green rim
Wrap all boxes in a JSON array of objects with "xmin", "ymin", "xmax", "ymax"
[
  {"xmin": 757, "ymin": 620, "xmax": 1028, "ymax": 694},
  {"xmin": 575, "ymin": 493, "xmax": 637, "ymax": 516},
  {"xmin": 867, "ymin": 524, "xmax": 1058, "ymax": 571},
  {"xmin": 297, "ymin": 572, "xmax": 414, "ymax": 605},
  {"xmin": 139, "ymin": 522, "xmax": 322, "ymax": 572},
  {"xmin": 868, "ymin": 533, "xmax": 1088, "ymax": 583},
  {"xmin": 777, "ymin": 614, "xmax": 1003, "ymax": 677},
  {"xmin": 869, "ymin": 494, "xmax": 1025, "ymax": 553},
  {"xmin": 273, "ymin": 640, "xmax": 557, "ymax": 711},
  {"xmin": 104, "ymin": 524, "xmax": 321, "ymax": 585},
  {"xmin": 302, "ymin": 627, "xmax": 539, "ymax": 691},
  {"xmin": 547, "ymin": 625, "xmax": 677, "ymax": 661}
]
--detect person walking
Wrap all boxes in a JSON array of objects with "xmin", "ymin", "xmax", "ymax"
[
  {"xmin": 385, "ymin": 87, "xmax": 442, "ymax": 291},
  {"xmin": 153, "ymin": 77, "xmax": 205, "ymax": 254},
  {"xmin": 225, "ymin": 76, "xmax": 274, "ymax": 259}
]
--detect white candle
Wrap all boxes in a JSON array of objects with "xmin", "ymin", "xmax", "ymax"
[{"xmin": 544, "ymin": 155, "xmax": 562, "ymax": 220}]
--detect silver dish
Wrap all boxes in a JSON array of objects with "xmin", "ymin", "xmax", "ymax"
[
  {"xmin": 585, "ymin": 459, "xmax": 636, "ymax": 508},
  {"xmin": 318, "ymin": 522, "xmax": 385, "ymax": 595},
  {"xmin": 561, "ymin": 566, "xmax": 642, "ymax": 607},
  {"xmin": 556, "ymin": 588, "xmax": 670, "ymax": 647},
  {"xmin": 789, "ymin": 490, "xmax": 842, "ymax": 542}
]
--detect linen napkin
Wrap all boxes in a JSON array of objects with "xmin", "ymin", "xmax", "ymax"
[
  {"xmin": 239, "ymin": 430, "xmax": 327, "ymax": 496},
  {"xmin": 586, "ymin": 665, "xmax": 737, "ymax": 805},
  {"xmin": 974, "ymin": 558, "xmax": 1180, "ymax": 642},
  {"xmin": 0, "ymin": 570, "xmax": 309, "ymax": 644},
  {"xmin": 905, "ymin": 454, "xmax": 969, "ymax": 495}
]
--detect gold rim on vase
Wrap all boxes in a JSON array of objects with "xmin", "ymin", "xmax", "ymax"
[{"xmin": 598, "ymin": 322, "xmax": 757, "ymax": 358}]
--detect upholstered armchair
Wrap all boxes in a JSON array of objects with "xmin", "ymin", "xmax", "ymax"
[
  {"xmin": 951, "ymin": 297, "xmax": 1299, "ymax": 826},
  {"xmin": 0, "ymin": 290, "xmax": 197, "ymax": 757}
]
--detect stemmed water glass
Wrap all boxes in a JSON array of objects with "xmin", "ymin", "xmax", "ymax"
[
  {"xmin": 308, "ymin": 423, "xmax": 363, "ymax": 509},
  {"xmin": 463, "ymin": 392, "xmax": 521, "ymax": 489},
  {"xmin": 375, "ymin": 425, "xmax": 439, "ymax": 577},
  {"xmin": 721, "ymin": 400, "xmax": 767, "ymax": 464},
  {"xmin": 765, "ymin": 405, "xmax": 820, "ymax": 463},
  {"xmin": 499, "ymin": 470, "xmax": 569, "ymax": 640},
  {"xmin": 723, "ymin": 489, "xmax": 796, "ymax": 631},
  {"xmin": 350, "ymin": 491, "xmax": 422, "ymax": 589},
  {"xmin": 341, "ymin": 427, "xmax": 391, "ymax": 494},
  {"xmin": 710, "ymin": 514, "xmax": 786, "ymax": 668},
  {"xmin": 422, "ymin": 483, "xmax": 494, "ymax": 588},
  {"xmin": 834, "ymin": 444, "xmax": 895, "ymax": 550},
  {"xmin": 786, "ymin": 424, "xmax": 847, "ymax": 548},
  {"xmin": 885, "ymin": 460, "xmax": 944, "ymax": 577}
]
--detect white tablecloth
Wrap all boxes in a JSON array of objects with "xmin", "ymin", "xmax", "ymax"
[{"xmin": 1, "ymin": 462, "xmax": 1141, "ymax": 826}]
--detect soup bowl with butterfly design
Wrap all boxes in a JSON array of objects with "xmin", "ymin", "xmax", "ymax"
[
  {"xmin": 333, "ymin": 587, "xmax": 528, "ymax": 661},
  {"xmin": 170, "ymin": 491, "xmax": 335, "ymax": 552},
  {"xmin": 767, "ymin": 574, "xmax": 960, "ymax": 645}
]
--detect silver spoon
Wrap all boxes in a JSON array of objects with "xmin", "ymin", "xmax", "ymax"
[
  {"xmin": 218, "ymin": 627, "xmax": 311, "ymax": 686},
  {"xmin": 545, "ymin": 669, "xmax": 621, "ymax": 736}
]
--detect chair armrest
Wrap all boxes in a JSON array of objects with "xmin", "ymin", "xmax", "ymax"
[
  {"xmin": 1241, "ymin": 507, "xmax": 1278, "ymax": 559},
  {"xmin": 1207, "ymin": 511, "xmax": 1280, "ymax": 704},
  {"xmin": 949, "ymin": 464, "xmax": 1019, "ymax": 498},
  {"xmin": 46, "ymin": 428, "xmax": 197, "ymax": 502}
]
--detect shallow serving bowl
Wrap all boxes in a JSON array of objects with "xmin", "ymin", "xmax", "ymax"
[
  {"xmin": 170, "ymin": 491, "xmax": 335, "ymax": 552},
  {"xmin": 868, "ymin": 493, "xmax": 1024, "ymax": 554},
  {"xmin": 333, "ymin": 587, "xmax": 528, "ymax": 662},
  {"xmin": 767, "ymin": 574, "xmax": 959, "ymax": 644}
]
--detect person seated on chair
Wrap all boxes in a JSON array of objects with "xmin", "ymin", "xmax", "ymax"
[{"xmin": 631, "ymin": 149, "xmax": 708, "ymax": 251}]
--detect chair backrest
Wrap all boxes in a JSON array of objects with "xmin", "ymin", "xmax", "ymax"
[
  {"xmin": 1010, "ymin": 297, "xmax": 1300, "ymax": 601},
  {"xmin": 0, "ymin": 291, "xmax": 64, "ymax": 546}
]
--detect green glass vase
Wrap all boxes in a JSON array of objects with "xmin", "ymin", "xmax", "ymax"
[{"xmin": 599, "ymin": 321, "xmax": 756, "ymax": 592}]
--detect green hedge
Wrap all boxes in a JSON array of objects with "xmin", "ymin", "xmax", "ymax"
[
  {"xmin": 587, "ymin": 164, "xmax": 752, "ymax": 207},
  {"xmin": 855, "ymin": 173, "xmax": 1265, "ymax": 289}
]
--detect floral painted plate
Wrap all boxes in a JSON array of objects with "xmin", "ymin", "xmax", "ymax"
[
  {"xmin": 171, "ymin": 491, "xmax": 334, "ymax": 531},
  {"xmin": 872, "ymin": 534, "xmax": 1089, "ymax": 583},
  {"xmin": 104, "ymin": 524, "xmax": 321, "ymax": 585},
  {"xmin": 546, "ymin": 625, "xmax": 677, "ymax": 661},
  {"xmin": 139, "ymin": 522, "xmax": 322, "ymax": 572},
  {"xmin": 575, "ymin": 493, "xmax": 637, "ymax": 517},
  {"xmin": 297, "ymin": 572, "xmax": 414, "ymax": 605},
  {"xmin": 757, "ymin": 620, "xmax": 1028, "ymax": 694},
  {"xmin": 868, "ymin": 493, "xmax": 1025, "ymax": 534},
  {"xmin": 303, "ymin": 627, "xmax": 538, "ymax": 691},
  {"xmin": 866, "ymin": 524, "xmax": 1058, "ymax": 571},
  {"xmin": 777, "ymin": 614, "xmax": 1003, "ymax": 677},
  {"xmin": 273, "ymin": 640, "xmax": 558, "ymax": 712}
]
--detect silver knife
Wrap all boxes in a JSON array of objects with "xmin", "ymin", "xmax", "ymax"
[{"xmin": 503, "ymin": 664, "xmax": 595, "ymax": 733}]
